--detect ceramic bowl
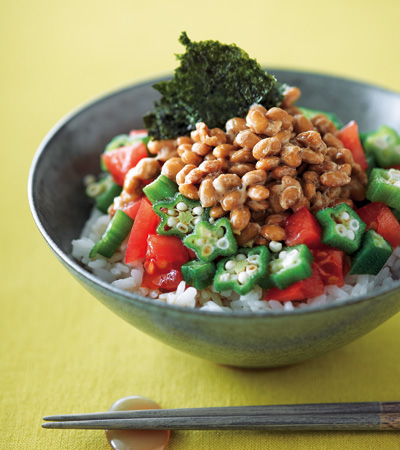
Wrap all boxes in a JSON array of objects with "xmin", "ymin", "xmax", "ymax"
[{"xmin": 28, "ymin": 70, "xmax": 400, "ymax": 368}]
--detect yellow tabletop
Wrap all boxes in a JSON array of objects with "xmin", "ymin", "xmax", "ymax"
[{"xmin": 2, "ymin": 0, "xmax": 400, "ymax": 448}]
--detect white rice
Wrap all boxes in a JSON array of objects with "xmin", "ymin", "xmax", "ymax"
[{"xmin": 71, "ymin": 210, "xmax": 400, "ymax": 313}]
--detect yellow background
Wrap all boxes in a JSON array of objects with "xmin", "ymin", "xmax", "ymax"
[{"xmin": 1, "ymin": 0, "xmax": 400, "ymax": 448}]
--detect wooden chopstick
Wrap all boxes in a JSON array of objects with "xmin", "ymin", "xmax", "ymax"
[{"xmin": 42, "ymin": 402, "xmax": 400, "ymax": 431}]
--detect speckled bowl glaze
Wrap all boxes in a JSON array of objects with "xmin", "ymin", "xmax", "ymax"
[{"xmin": 28, "ymin": 70, "xmax": 400, "ymax": 368}]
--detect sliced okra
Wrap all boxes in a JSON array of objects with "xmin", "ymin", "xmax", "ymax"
[
  {"xmin": 214, "ymin": 246, "xmax": 270, "ymax": 295},
  {"xmin": 316, "ymin": 203, "xmax": 366, "ymax": 254},
  {"xmin": 153, "ymin": 193, "xmax": 209, "ymax": 239},
  {"xmin": 183, "ymin": 218, "xmax": 237, "ymax": 262}
]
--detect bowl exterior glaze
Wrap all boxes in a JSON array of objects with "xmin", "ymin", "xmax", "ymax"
[
  {"xmin": 29, "ymin": 70, "xmax": 400, "ymax": 368},
  {"xmin": 69, "ymin": 263, "xmax": 400, "ymax": 367}
]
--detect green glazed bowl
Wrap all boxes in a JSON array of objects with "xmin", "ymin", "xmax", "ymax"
[{"xmin": 28, "ymin": 70, "xmax": 400, "ymax": 368}]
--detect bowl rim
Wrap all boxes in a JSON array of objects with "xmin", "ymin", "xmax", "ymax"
[{"xmin": 28, "ymin": 69, "xmax": 400, "ymax": 319}]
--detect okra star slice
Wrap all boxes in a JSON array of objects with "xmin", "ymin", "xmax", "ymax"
[
  {"xmin": 183, "ymin": 218, "xmax": 238, "ymax": 262},
  {"xmin": 153, "ymin": 193, "xmax": 209, "ymax": 239},
  {"xmin": 350, "ymin": 229, "xmax": 393, "ymax": 275},
  {"xmin": 363, "ymin": 125, "xmax": 400, "ymax": 167},
  {"xmin": 268, "ymin": 244, "xmax": 313, "ymax": 290},
  {"xmin": 214, "ymin": 246, "xmax": 270, "ymax": 295},
  {"xmin": 316, "ymin": 203, "xmax": 366, "ymax": 254},
  {"xmin": 366, "ymin": 168, "xmax": 400, "ymax": 210}
]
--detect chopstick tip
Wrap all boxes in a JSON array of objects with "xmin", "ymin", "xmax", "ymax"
[
  {"xmin": 42, "ymin": 415, "xmax": 67, "ymax": 421},
  {"xmin": 42, "ymin": 422, "xmax": 68, "ymax": 429}
]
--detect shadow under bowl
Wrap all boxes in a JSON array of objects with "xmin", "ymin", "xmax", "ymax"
[{"xmin": 28, "ymin": 70, "xmax": 400, "ymax": 368}]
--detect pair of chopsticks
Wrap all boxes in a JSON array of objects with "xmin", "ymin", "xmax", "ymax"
[{"xmin": 42, "ymin": 401, "xmax": 400, "ymax": 431}]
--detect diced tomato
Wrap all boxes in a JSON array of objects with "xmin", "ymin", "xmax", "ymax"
[
  {"xmin": 357, "ymin": 202, "xmax": 400, "ymax": 248},
  {"xmin": 265, "ymin": 264, "xmax": 325, "ymax": 302},
  {"xmin": 187, "ymin": 248, "xmax": 198, "ymax": 259},
  {"xmin": 141, "ymin": 269, "xmax": 183, "ymax": 291},
  {"xmin": 129, "ymin": 129, "xmax": 148, "ymax": 139},
  {"xmin": 284, "ymin": 207, "xmax": 322, "ymax": 248},
  {"xmin": 142, "ymin": 178, "xmax": 154, "ymax": 186},
  {"xmin": 311, "ymin": 248, "xmax": 344, "ymax": 287},
  {"xmin": 142, "ymin": 196, "xmax": 152, "ymax": 205},
  {"xmin": 141, "ymin": 235, "xmax": 190, "ymax": 292},
  {"xmin": 121, "ymin": 197, "xmax": 143, "ymax": 220},
  {"xmin": 386, "ymin": 164, "xmax": 400, "ymax": 170},
  {"xmin": 144, "ymin": 235, "xmax": 190, "ymax": 275},
  {"xmin": 373, "ymin": 211, "xmax": 400, "ymax": 248},
  {"xmin": 356, "ymin": 202, "xmax": 386, "ymax": 229},
  {"xmin": 338, "ymin": 121, "xmax": 369, "ymax": 171},
  {"xmin": 125, "ymin": 200, "xmax": 160, "ymax": 263},
  {"xmin": 102, "ymin": 142, "xmax": 148, "ymax": 186},
  {"xmin": 343, "ymin": 254, "xmax": 352, "ymax": 277}
]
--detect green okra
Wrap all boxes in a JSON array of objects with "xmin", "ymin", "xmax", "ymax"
[
  {"xmin": 350, "ymin": 229, "xmax": 392, "ymax": 275},
  {"xmin": 181, "ymin": 260, "xmax": 216, "ymax": 290},
  {"xmin": 316, "ymin": 203, "xmax": 366, "ymax": 254},
  {"xmin": 153, "ymin": 193, "xmax": 209, "ymax": 239},
  {"xmin": 143, "ymin": 174, "xmax": 179, "ymax": 204},
  {"xmin": 214, "ymin": 246, "xmax": 270, "ymax": 295},
  {"xmin": 183, "ymin": 218, "xmax": 237, "ymax": 263},
  {"xmin": 268, "ymin": 244, "xmax": 313, "ymax": 290},
  {"xmin": 366, "ymin": 168, "xmax": 400, "ymax": 210},
  {"xmin": 363, "ymin": 125, "xmax": 400, "ymax": 167},
  {"xmin": 90, "ymin": 209, "xmax": 133, "ymax": 258}
]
